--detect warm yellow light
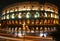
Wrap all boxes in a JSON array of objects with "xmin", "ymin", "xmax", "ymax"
[
  {"xmin": 6, "ymin": 15, "xmax": 9, "ymax": 19},
  {"xmin": 51, "ymin": 13, "xmax": 54, "ymax": 18},
  {"xmin": 11, "ymin": 14, "xmax": 15, "ymax": 19},
  {"xmin": 26, "ymin": 12, "xmax": 30, "ymax": 18},
  {"xmin": 31, "ymin": 20, "xmax": 34, "ymax": 24},
  {"xmin": 36, "ymin": 20, "xmax": 39, "ymax": 24},
  {"xmin": 18, "ymin": 13, "xmax": 21, "ymax": 18},
  {"xmin": 44, "ymin": 12, "xmax": 47, "ymax": 17},
  {"xmin": 27, "ymin": 20, "xmax": 30, "ymax": 24},
  {"xmin": 10, "ymin": 9, "xmax": 14, "ymax": 12},
  {"xmin": 15, "ymin": 9, "xmax": 18, "ymax": 11},
  {"xmin": 22, "ymin": 8, "xmax": 26, "ymax": 11},
  {"xmin": 18, "ymin": 32, "xmax": 22, "ymax": 37},
  {"xmin": 32, "ymin": 8, "xmax": 38, "ymax": 10},
  {"xmin": 7, "ymin": 10, "xmax": 9, "ymax": 13},
  {"xmin": 44, "ymin": 20, "xmax": 47, "ymax": 24},
  {"xmin": 41, "ymin": 8, "xmax": 43, "ymax": 11},
  {"xmin": 12, "ymin": 20, "xmax": 14, "ymax": 24},
  {"xmin": 0, "ymin": 24, "xmax": 1, "ymax": 26},
  {"xmin": 15, "ymin": 20, "xmax": 18, "ymax": 24},
  {"xmin": 48, "ymin": 20, "xmax": 50, "ymax": 24},
  {"xmin": 56, "ymin": 20, "xmax": 59, "ymax": 24},
  {"xmin": 44, "ymin": 27, "xmax": 47, "ymax": 31}
]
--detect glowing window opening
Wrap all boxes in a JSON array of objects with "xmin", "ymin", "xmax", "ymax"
[
  {"xmin": 34, "ymin": 12, "xmax": 39, "ymax": 18},
  {"xmin": 51, "ymin": 13, "xmax": 54, "ymax": 17},
  {"xmin": 7, "ymin": 10, "xmax": 9, "ymax": 13},
  {"xmin": 18, "ymin": 13, "xmax": 22, "ymax": 18},
  {"xmin": 55, "ymin": 15, "xmax": 59, "ymax": 18},
  {"xmin": 26, "ymin": 12, "xmax": 30, "ymax": 18},
  {"xmin": 6, "ymin": 14, "xmax": 9, "ymax": 19},
  {"xmin": 44, "ymin": 12, "xmax": 47, "ymax": 17},
  {"xmin": 11, "ymin": 14, "xmax": 14, "ymax": 19},
  {"xmin": 18, "ymin": 32, "xmax": 22, "ymax": 37},
  {"xmin": 39, "ymin": 33, "xmax": 47, "ymax": 37}
]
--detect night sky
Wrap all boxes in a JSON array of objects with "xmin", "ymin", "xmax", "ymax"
[{"xmin": 0, "ymin": 0, "xmax": 60, "ymax": 16}]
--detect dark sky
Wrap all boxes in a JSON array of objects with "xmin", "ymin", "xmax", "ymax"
[
  {"xmin": 0, "ymin": 0, "xmax": 60, "ymax": 8},
  {"xmin": 0, "ymin": 0, "xmax": 60, "ymax": 15}
]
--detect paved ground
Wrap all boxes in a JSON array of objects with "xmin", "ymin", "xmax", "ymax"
[
  {"xmin": 0, "ymin": 36, "xmax": 54, "ymax": 41},
  {"xmin": 0, "ymin": 33, "xmax": 54, "ymax": 41}
]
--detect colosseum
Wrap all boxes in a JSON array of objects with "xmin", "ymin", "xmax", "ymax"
[{"xmin": 0, "ymin": 1, "xmax": 59, "ymax": 40}]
